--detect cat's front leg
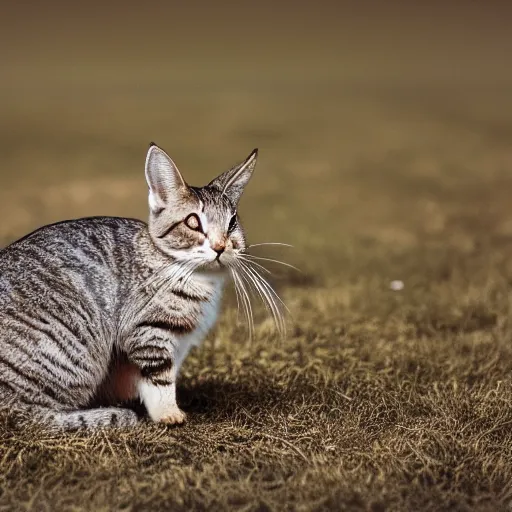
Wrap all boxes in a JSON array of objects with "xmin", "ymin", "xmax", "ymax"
[
  {"xmin": 124, "ymin": 326, "xmax": 186, "ymax": 425},
  {"xmin": 137, "ymin": 368, "xmax": 186, "ymax": 425}
]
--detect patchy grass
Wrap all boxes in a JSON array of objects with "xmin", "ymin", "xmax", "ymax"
[{"xmin": 1, "ymin": 20, "xmax": 512, "ymax": 510}]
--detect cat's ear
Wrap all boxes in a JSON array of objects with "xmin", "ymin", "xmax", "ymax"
[
  {"xmin": 209, "ymin": 148, "xmax": 258, "ymax": 205},
  {"xmin": 145, "ymin": 142, "xmax": 188, "ymax": 213}
]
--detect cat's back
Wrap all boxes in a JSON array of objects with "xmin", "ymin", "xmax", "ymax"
[
  {"xmin": 2, "ymin": 216, "xmax": 145, "ymax": 266},
  {"xmin": 0, "ymin": 216, "xmax": 146, "ymax": 311}
]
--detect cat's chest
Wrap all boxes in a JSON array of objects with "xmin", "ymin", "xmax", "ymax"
[
  {"xmin": 152, "ymin": 272, "xmax": 225, "ymax": 345},
  {"xmin": 183, "ymin": 274, "xmax": 224, "ymax": 345}
]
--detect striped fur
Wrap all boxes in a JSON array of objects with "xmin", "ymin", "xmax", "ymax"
[{"xmin": 0, "ymin": 144, "xmax": 259, "ymax": 431}]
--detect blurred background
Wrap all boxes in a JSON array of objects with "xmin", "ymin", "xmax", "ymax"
[{"xmin": 1, "ymin": 1, "xmax": 512, "ymax": 273}]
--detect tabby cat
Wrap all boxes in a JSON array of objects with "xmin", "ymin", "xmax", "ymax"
[{"xmin": 0, "ymin": 143, "xmax": 285, "ymax": 431}]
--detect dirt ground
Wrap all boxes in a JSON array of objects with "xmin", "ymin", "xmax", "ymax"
[{"xmin": 1, "ymin": 2, "xmax": 512, "ymax": 511}]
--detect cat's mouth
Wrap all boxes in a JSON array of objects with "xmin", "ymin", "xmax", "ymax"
[{"xmin": 196, "ymin": 258, "xmax": 227, "ymax": 273}]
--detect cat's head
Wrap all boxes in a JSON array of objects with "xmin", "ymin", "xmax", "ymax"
[{"xmin": 144, "ymin": 143, "xmax": 257, "ymax": 272}]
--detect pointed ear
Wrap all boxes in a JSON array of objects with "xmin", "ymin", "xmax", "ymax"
[
  {"xmin": 208, "ymin": 148, "xmax": 258, "ymax": 205},
  {"xmin": 145, "ymin": 142, "xmax": 188, "ymax": 213}
]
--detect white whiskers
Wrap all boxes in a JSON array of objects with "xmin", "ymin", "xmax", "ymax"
[
  {"xmin": 228, "ymin": 243, "xmax": 297, "ymax": 340},
  {"xmin": 241, "ymin": 254, "xmax": 301, "ymax": 273},
  {"xmin": 248, "ymin": 243, "xmax": 294, "ymax": 249},
  {"xmin": 229, "ymin": 265, "xmax": 254, "ymax": 339}
]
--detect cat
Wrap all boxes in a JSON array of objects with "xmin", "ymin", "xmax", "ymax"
[{"xmin": 0, "ymin": 143, "xmax": 285, "ymax": 431}]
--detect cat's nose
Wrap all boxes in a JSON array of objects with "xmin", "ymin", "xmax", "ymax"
[{"xmin": 212, "ymin": 241, "xmax": 226, "ymax": 256}]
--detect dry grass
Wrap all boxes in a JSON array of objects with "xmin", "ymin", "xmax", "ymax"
[{"xmin": 1, "ymin": 4, "xmax": 512, "ymax": 510}]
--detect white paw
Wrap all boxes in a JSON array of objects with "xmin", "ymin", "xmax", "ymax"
[{"xmin": 159, "ymin": 407, "xmax": 187, "ymax": 425}]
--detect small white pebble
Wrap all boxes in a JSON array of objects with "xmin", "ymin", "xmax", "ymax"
[{"xmin": 390, "ymin": 280, "xmax": 404, "ymax": 291}]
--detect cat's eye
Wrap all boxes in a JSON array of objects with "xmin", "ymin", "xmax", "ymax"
[
  {"xmin": 185, "ymin": 214, "xmax": 203, "ymax": 232},
  {"xmin": 228, "ymin": 213, "xmax": 237, "ymax": 233}
]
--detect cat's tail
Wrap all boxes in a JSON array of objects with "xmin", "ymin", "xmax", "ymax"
[{"xmin": 31, "ymin": 406, "xmax": 140, "ymax": 432}]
